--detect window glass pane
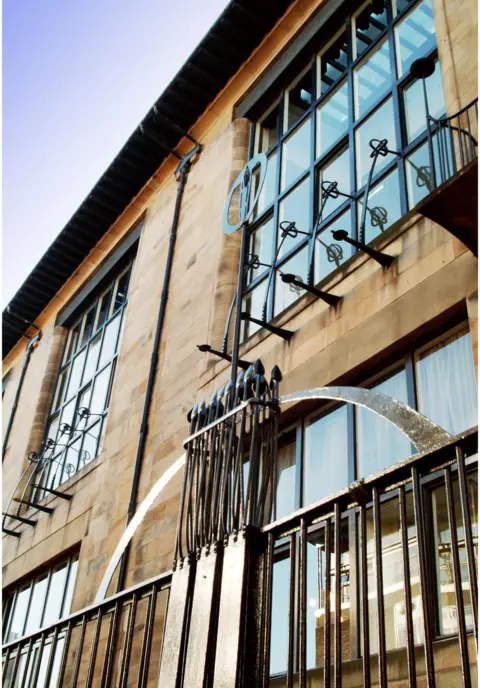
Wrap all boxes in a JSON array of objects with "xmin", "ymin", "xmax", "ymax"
[
  {"xmin": 354, "ymin": 39, "xmax": 392, "ymax": 119},
  {"xmin": 79, "ymin": 307, "xmax": 96, "ymax": 349},
  {"xmin": 257, "ymin": 102, "xmax": 281, "ymax": 153},
  {"xmin": 286, "ymin": 69, "xmax": 313, "ymax": 131},
  {"xmin": 65, "ymin": 350, "xmax": 86, "ymax": 400},
  {"xmin": 319, "ymin": 32, "xmax": 349, "ymax": 94},
  {"xmin": 113, "ymin": 270, "xmax": 130, "ymax": 312},
  {"xmin": 52, "ymin": 370, "xmax": 68, "ymax": 411},
  {"xmin": 404, "ymin": 61, "xmax": 446, "ymax": 142},
  {"xmin": 46, "ymin": 414, "xmax": 60, "ymax": 444},
  {"xmin": 416, "ymin": 330, "xmax": 478, "ymax": 434},
  {"xmin": 42, "ymin": 565, "xmax": 68, "ymax": 628},
  {"xmin": 363, "ymin": 493, "xmax": 423, "ymax": 655},
  {"xmin": 405, "ymin": 133, "xmax": 454, "ymax": 208},
  {"xmin": 90, "ymin": 365, "xmax": 112, "ymax": 416},
  {"xmin": 354, "ymin": 0, "xmax": 388, "ymax": 58},
  {"xmin": 316, "ymin": 80, "xmax": 349, "ymax": 159},
  {"xmin": 270, "ymin": 557, "xmax": 290, "ymax": 676},
  {"xmin": 61, "ymin": 439, "xmax": 81, "ymax": 483},
  {"xmin": 281, "ymin": 118, "xmax": 311, "ymax": 190},
  {"xmin": 24, "ymin": 576, "xmax": 48, "ymax": 635},
  {"xmin": 60, "ymin": 398, "xmax": 76, "ymax": 431},
  {"xmin": 80, "ymin": 421, "xmax": 101, "ymax": 468},
  {"xmin": 315, "ymin": 209, "xmax": 354, "ymax": 282},
  {"xmin": 431, "ymin": 476, "xmax": 477, "ymax": 635},
  {"xmin": 307, "ymin": 520, "xmax": 350, "ymax": 668},
  {"xmin": 63, "ymin": 321, "xmax": 81, "ymax": 363},
  {"xmin": 83, "ymin": 332, "xmax": 102, "ymax": 383},
  {"xmin": 34, "ymin": 642, "xmax": 52, "ymax": 688},
  {"xmin": 73, "ymin": 385, "xmax": 92, "ymax": 438},
  {"xmin": 358, "ymin": 168, "xmax": 401, "ymax": 243},
  {"xmin": 304, "ymin": 406, "xmax": 349, "ymax": 506},
  {"xmin": 274, "ymin": 441, "xmax": 296, "ymax": 521},
  {"xmin": 278, "ymin": 177, "xmax": 311, "ymax": 257},
  {"xmin": 247, "ymin": 217, "xmax": 274, "ymax": 285},
  {"xmin": 393, "ymin": 0, "xmax": 416, "ymax": 15},
  {"xmin": 275, "ymin": 246, "xmax": 309, "ymax": 315},
  {"xmin": 395, "ymin": 0, "xmax": 436, "ymax": 77},
  {"xmin": 241, "ymin": 281, "xmax": 267, "ymax": 340},
  {"xmin": 62, "ymin": 559, "xmax": 79, "ymax": 616},
  {"xmin": 99, "ymin": 314, "xmax": 121, "ymax": 368},
  {"xmin": 96, "ymin": 288, "xmax": 113, "ymax": 331},
  {"xmin": 252, "ymin": 152, "xmax": 278, "ymax": 219},
  {"xmin": 7, "ymin": 586, "xmax": 30, "ymax": 641},
  {"xmin": 356, "ymin": 98, "xmax": 397, "ymax": 187},
  {"xmin": 318, "ymin": 147, "xmax": 351, "ymax": 219},
  {"xmin": 356, "ymin": 368, "xmax": 411, "ymax": 478}
]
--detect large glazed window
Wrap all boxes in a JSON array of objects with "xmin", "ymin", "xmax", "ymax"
[
  {"xmin": 3, "ymin": 553, "xmax": 79, "ymax": 643},
  {"xmin": 39, "ymin": 264, "xmax": 132, "ymax": 493},
  {"xmin": 243, "ymin": 0, "xmax": 445, "ymax": 340}
]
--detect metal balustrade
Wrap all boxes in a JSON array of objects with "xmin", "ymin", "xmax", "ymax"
[
  {"xmin": 260, "ymin": 429, "xmax": 478, "ymax": 688},
  {"xmin": 2, "ymin": 570, "xmax": 172, "ymax": 688}
]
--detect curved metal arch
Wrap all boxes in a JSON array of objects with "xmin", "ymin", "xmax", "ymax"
[
  {"xmin": 95, "ymin": 387, "xmax": 451, "ymax": 600},
  {"xmin": 279, "ymin": 386, "xmax": 452, "ymax": 452}
]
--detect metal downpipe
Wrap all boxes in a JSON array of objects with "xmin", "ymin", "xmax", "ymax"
[
  {"xmin": 3, "ymin": 331, "xmax": 42, "ymax": 460},
  {"xmin": 116, "ymin": 146, "xmax": 200, "ymax": 592}
]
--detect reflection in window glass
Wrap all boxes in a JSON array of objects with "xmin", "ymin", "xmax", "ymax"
[
  {"xmin": 315, "ymin": 209, "xmax": 354, "ymax": 283},
  {"xmin": 270, "ymin": 557, "xmax": 290, "ymax": 676},
  {"xmin": 306, "ymin": 521, "xmax": 350, "ymax": 669},
  {"xmin": 316, "ymin": 81, "xmax": 349, "ymax": 158},
  {"xmin": 66, "ymin": 350, "xmax": 86, "ymax": 401},
  {"xmin": 356, "ymin": 98, "xmax": 397, "ymax": 187},
  {"xmin": 281, "ymin": 119, "xmax": 311, "ymax": 190},
  {"xmin": 404, "ymin": 61, "xmax": 446, "ymax": 143},
  {"xmin": 278, "ymin": 177, "xmax": 311, "ymax": 257},
  {"xmin": 96, "ymin": 288, "xmax": 113, "ymax": 332},
  {"xmin": 405, "ymin": 133, "xmax": 454, "ymax": 208},
  {"xmin": 356, "ymin": 368, "xmax": 411, "ymax": 478},
  {"xmin": 62, "ymin": 559, "xmax": 79, "ymax": 616},
  {"xmin": 90, "ymin": 365, "xmax": 112, "ymax": 416},
  {"xmin": 275, "ymin": 247, "xmax": 309, "ymax": 315},
  {"xmin": 304, "ymin": 406, "xmax": 349, "ymax": 506},
  {"xmin": 83, "ymin": 332, "xmax": 102, "ymax": 382},
  {"xmin": 80, "ymin": 422, "xmax": 101, "ymax": 468},
  {"xmin": 395, "ymin": 0, "xmax": 435, "ymax": 76},
  {"xmin": 42, "ymin": 565, "xmax": 68, "ymax": 628},
  {"xmin": 24, "ymin": 576, "xmax": 48, "ymax": 635},
  {"xmin": 354, "ymin": 40, "xmax": 392, "ymax": 118},
  {"xmin": 416, "ymin": 330, "xmax": 478, "ymax": 434},
  {"xmin": 252, "ymin": 152, "xmax": 277, "ymax": 219},
  {"xmin": 273, "ymin": 441, "xmax": 296, "ymax": 521},
  {"xmin": 354, "ymin": 0, "xmax": 388, "ymax": 58},
  {"xmin": 7, "ymin": 586, "xmax": 30, "ymax": 641},
  {"xmin": 319, "ymin": 147, "xmax": 351, "ymax": 219},
  {"xmin": 257, "ymin": 102, "xmax": 281, "ymax": 153},
  {"xmin": 286, "ymin": 69, "xmax": 313, "ymax": 131},
  {"xmin": 79, "ymin": 307, "xmax": 96, "ymax": 349},
  {"xmin": 52, "ymin": 370, "xmax": 68, "ymax": 411},
  {"xmin": 113, "ymin": 270, "xmax": 130, "ymax": 312},
  {"xmin": 358, "ymin": 168, "xmax": 401, "ymax": 243},
  {"xmin": 99, "ymin": 313, "xmax": 121, "ymax": 369},
  {"xmin": 432, "ymin": 477, "xmax": 477, "ymax": 635},
  {"xmin": 247, "ymin": 217, "xmax": 274, "ymax": 284},
  {"xmin": 319, "ymin": 32, "xmax": 349, "ymax": 94},
  {"xmin": 241, "ymin": 281, "xmax": 267, "ymax": 340}
]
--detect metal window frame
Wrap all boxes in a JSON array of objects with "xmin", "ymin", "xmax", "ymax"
[{"xmin": 242, "ymin": 0, "xmax": 441, "ymax": 338}]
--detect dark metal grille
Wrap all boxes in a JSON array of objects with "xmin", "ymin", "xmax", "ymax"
[{"xmin": 260, "ymin": 429, "xmax": 478, "ymax": 687}]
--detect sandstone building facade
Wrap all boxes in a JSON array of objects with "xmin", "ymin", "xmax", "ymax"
[{"xmin": 2, "ymin": 0, "xmax": 478, "ymax": 685}]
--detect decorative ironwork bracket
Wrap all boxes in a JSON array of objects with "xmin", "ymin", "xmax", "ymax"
[
  {"xmin": 280, "ymin": 273, "xmax": 341, "ymax": 306},
  {"xmin": 31, "ymin": 485, "xmax": 72, "ymax": 501},
  {"xmin": 13, "ymin": 499, "xmax": 54, "ymax": 514},
  {"xmin": 2, "ymin": 512, "xmax": 37, "ymax": 526},
  {"xmin": 196, "ymin": 344, "xmax": 252, "ymax": 370},
  {"xmin": 332, "ymin": 230, "xmax": 394, "ymax": 268},
  {"xmin": 240, "ymin": 312, "xmax": 294, "ymax": 340}
]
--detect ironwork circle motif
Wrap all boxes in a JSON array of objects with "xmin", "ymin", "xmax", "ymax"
[{"xmin": 222, "ymin": 153, "xmax": 267, "ymax": 234}]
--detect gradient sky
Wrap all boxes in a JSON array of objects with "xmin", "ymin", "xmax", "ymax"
[{"xmin": 3, "ymin": 0, "xmax": 228, "ymax": 306}]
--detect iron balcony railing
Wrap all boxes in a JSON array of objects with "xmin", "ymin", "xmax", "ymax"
[
  {"xmin": 2, "ymin": 570, "xmax": 172, "ymax": 688},
  {"xmin": 260, "ymin": 429, "xmax": 478, "ymax": 688}
]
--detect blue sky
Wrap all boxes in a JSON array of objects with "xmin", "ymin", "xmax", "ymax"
[{"xmin": 3, "ymin": 0, "xmax": 228, "ymax": 306}]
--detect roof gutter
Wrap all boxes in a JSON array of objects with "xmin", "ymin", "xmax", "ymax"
[{"xmin": 116, "ymin": 140, "xmax": 202, "ymax": 592}]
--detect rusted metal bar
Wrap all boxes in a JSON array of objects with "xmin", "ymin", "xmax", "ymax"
[
  {"xmin": 399, "ymin": 485, "xmax": 416, "ymax": 686},
  {"xmin": 411, "ymin": 466, "xmax": 436, "ymax": 688},
  {"xmin": 444, "ymin": 467, "xmax": 471, "ymax": 688},
  {"xmin": 359, "ymin": 504, "xmax": 371, "ymax": 688},
  {"xmin": 56, "ymin": 620, "xmax": 73, "ymax": 687},
  {"xmin": 119, "ymin": 594, "xmax": 137, "ymax": 688},
  {"xmin": 100, "ymin": 602, "xmax": 119, "ymax": 688},
  {"xmin": 85, "ymin": 610, "xmax": 103, "ymax": 688}
]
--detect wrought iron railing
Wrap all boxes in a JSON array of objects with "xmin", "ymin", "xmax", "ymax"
[
  {"xmin": 2, "ymin": 570, "xmax": 172, "ymax": 688},
  {"xmin": 259, "ymin": 429, "xmax": 478, "ymax": 687}
]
